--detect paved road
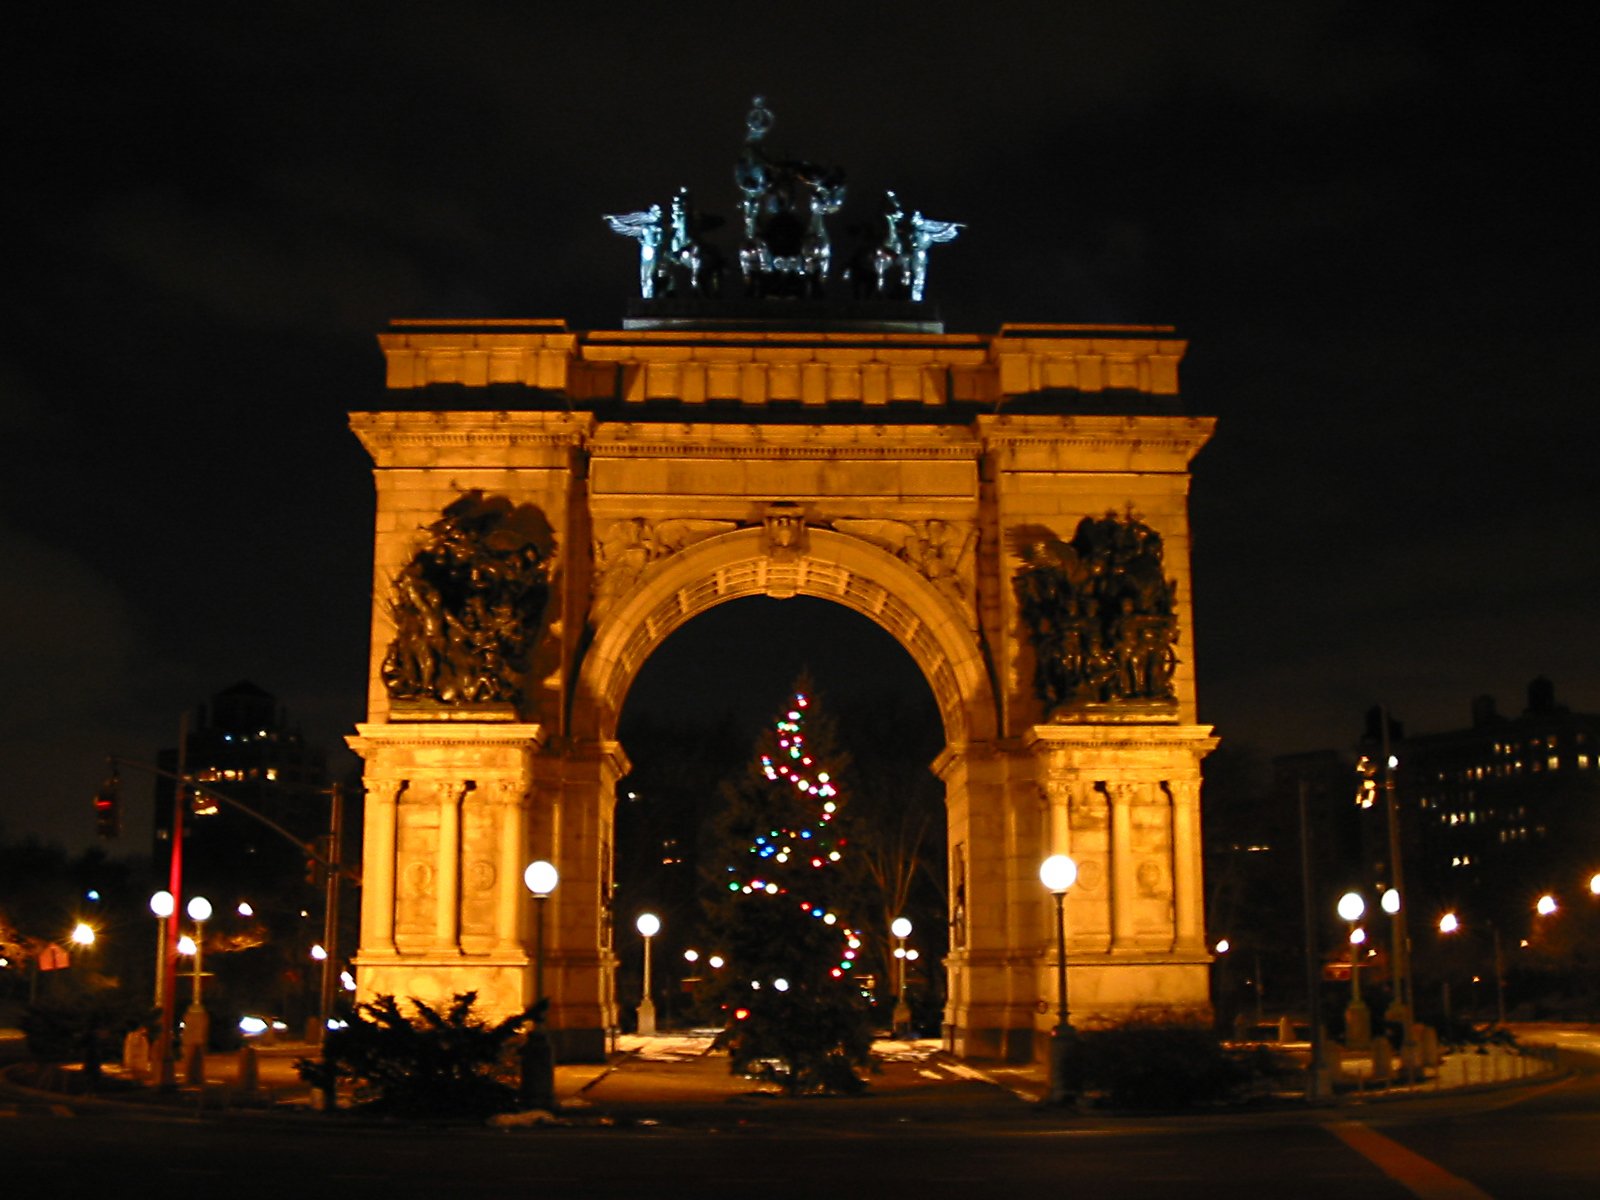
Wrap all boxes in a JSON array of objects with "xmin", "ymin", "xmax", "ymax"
[{"xmin": 5, "ymin": 1043, "xmax": 1599, "ymax": 1198}]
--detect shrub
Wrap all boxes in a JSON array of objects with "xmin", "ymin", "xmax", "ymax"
[
  {"xmin": 1070, "ymin": 1010, "xmax": 1271, "ymax": 1110},
  {"xmin": 20, "ymin": 989, "xmax": 148, "ymax": 1081},
  {"xmin": 297, "ymin": 991, "xmax": 539, "ymax": 1118}
]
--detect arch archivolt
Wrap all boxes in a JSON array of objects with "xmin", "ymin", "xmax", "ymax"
[{"xmin": 572, "ymin": 526, "xmax": 995, "ymax": 750}]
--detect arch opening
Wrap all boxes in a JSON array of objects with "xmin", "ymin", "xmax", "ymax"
[{"xmin": 609, "ymin": 595, "xmax": 949, "ymax": 1036}]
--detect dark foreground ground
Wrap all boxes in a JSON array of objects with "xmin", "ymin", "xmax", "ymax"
[{"xmin": 4, "ymin": 1028, "xmax": 1598, "ymax": 1199}]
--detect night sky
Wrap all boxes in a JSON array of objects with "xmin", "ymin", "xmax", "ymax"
[{"xmin": 4, "ymin": 4, "xmax": 1595, "ymax": 850}]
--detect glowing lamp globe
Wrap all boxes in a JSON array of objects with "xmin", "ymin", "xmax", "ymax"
[
  {"xmin": 636, "ymin": 912, "xmax": 661, "ymax": 938},
  {"xmin": 1381, "ymin": 889, "xmax": 1401, "ymax": 915},
  {"xmin": 187, "ymin": 896, "xmax": 213, "ymax": 923},
  {"xmin": 149, "ymin": 891, "xmax": 175, "ymax": 919},
  {"xmin": 891, "ymin": 917, "xmax": 913, "ymax": 939},
  {"xmin": 1337, "ymin": 892, "xmax": 1364, "ymax": 922},
  {"xmin": 1438, "ymin": 912, "xmax": 1459, "ymax": 934},
  {"xmin": 524, "ymin": 860, "xmax": 559, "ymax": 897},
  {"xmin": 1039, "ymin": 855, "xmax": 1078, "ymax": 894}
]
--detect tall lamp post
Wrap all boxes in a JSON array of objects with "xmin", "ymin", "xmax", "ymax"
[
  {"xmin": 183, "ymin": 896, "xmax": 212, "ymax": 1056},
  {"xmin": 891, "ymin": 916, "xmax": 913, "ymax": 1038},
  {"xmin": 1374, "ymin": 719, "xmax": 1413, "ymax": 1040},
  {"xmin": 636, "ymin": 912, "xmax": 660, "ymax": 1036},
  {"xmin": 520, "ymin": 860, "xmax": 558, "ymax": 1111},
  {"xmin": 1039, "ymin": 854, "xmax": 1078, "ymax": 1105},
  {"xmin": 1338, "ymin": 891, "xmax": 1371, "ymax": 1048},
  {"xmin": 148, "ymin": 891, "xmax": 173, "ymax": 1017},
  {"xmin": 1438, "ymin": 910, "xmax": 1506, "ymax": 1026}
]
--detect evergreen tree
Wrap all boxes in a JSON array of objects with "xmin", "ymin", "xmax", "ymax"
[{"xmin": 702, "ymin": 678, "xmax": 873, "ymax": 1093}]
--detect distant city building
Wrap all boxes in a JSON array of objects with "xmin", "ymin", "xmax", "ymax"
[
  {"xmin": 1389, "ymin": 679, "xmax": 1600, "ymax": 926},
  {"xmin": 153, "ymin": 681, "xmax": 331, "ymax": 907}
]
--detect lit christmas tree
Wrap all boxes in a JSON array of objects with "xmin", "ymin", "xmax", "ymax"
[{"xmin": 704, "ymin": 678, "xmax": 873, "ymax": 1093}]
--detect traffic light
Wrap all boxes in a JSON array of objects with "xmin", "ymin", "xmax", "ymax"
[{"xmin": 92, "ymin": 774, "xmax": 121, "ymax": 839}]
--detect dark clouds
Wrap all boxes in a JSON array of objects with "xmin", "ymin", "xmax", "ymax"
[{"xmin": 3, "ymin": 3, "xmax": 1595, "ymax": 846}]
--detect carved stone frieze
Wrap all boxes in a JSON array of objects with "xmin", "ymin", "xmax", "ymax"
[
  {"xmin": 591, "ymin": 516, "xmax": 738, "ymax": 617},
  {"xmin": 831, "ymin": 517, "xmax": 977, "ymax": 621}
]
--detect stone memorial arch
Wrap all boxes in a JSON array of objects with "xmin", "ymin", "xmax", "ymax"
[{"xmin": 346, "ymin": 103, "xmax": 1216, "ymax": 1062}]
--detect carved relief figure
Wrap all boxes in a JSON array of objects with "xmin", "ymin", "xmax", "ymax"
[
  {"xmin": 1013, "ymin": 510, "xmax": 1180, "ymax": 717},
  {"xmin": 763, "ymin": 504, "xmax": 806, "ymax": 561},
  {"xmin": 591, "ymin": 517, "xmax": 736, "ymax": 615},
  {"xmin": 831, "ymin": 517, "xmax": 978, "ymax": 618},
  {"xmin": 381, "ymin": 491, "xmax": 552, "ymax": 706}
]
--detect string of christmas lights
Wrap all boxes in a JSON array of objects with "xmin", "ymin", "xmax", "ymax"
[{"xmin": 724, "ymin": 690, "xmax": 863, "ymax": 980}]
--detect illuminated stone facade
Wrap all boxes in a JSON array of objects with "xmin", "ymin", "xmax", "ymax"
[{"xmin": 349, "ymin": 319, "xmax": 1215, "ymax": 1061}]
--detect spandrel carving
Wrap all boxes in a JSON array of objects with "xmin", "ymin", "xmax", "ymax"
[
  {"xmin": 591, "ymin": 516, "xmax": 736, "ymax": 615},
  {"xmin": 381, "ymin": 491, "xmax": 553, "ymax": 707},
  {"xmin": 831, "ymin": 517, "xmax": 977, "ymax": 619},
  {"xmin": 1013, "ymin": 510, "xmax": 1180, "ymax": 718}
]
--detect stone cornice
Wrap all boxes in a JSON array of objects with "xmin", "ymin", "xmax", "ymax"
[
  {"xmin": 376, "ymin": 321, "xmax": 1189, "ymax": 407},
  {"xmin": 348, "ymin": 722, "xmax": 548, "ymax": 752},
  {"xmin": 1023, "ymin": 723, "xmax": 1219, "ymax": 758}
]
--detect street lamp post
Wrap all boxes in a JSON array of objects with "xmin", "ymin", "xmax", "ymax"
[
  {"xmin": 1338, "ymin": 891, "xmax": 1371, "ymax": 1048},
  {"xmin": 183, "ymin": 895, "xmax": 212, "ymax": 1081},
  {"xmin": 148, "ymin": 891, "xmax": 173, "ymax": 1016},
  {"xmin": 891, "ymin": 917, "xmax": 913, "ymax": 1038},
  {"xmin": 520, "ymin": 860, "xmax": 558, "ymax": 1111},
  {"xmin": 1439, "ymin": 910, "xmax": 1506, "ymax": 1026},
  {"xmin": 1039, "ymin": 854, "xmax": 1078, "ymax": 1105},
  {"xmin": 636, "ymin": 913, "xmax": 660, "ymax": 1036},
  {"xmin": 1377, "ymin": 723, "xmax": 1413, "ymax": 1044}
]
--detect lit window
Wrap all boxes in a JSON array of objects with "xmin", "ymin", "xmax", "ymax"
[{"xmin": 1548, "ymin": 755, "xmax": 1560, "ymax": 770}]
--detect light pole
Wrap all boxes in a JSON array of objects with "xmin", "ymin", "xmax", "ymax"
[
  {"xmin": 149, "ymin": 891, "xmax": 174, "ymax": 1015},
  {"xmin": 525, "ymin": 861, "xmax": 558, "ymax": 1017},
  {"xmin": 1039, "ymin": 854, "xmax": 1078, "ymax": 1105},
  {"xmin": 636, "ymin": 912, "xmax": 660, "ymax": 1036},
  {"xmin": 183, "ymin": 895, "xmax": 212, "ymax": 1065},
  {"xmin": 1439, "ymin": 910, "xmax": 1506, "ymax": 1025},
  {"xmin": 520, "ymin": 860, "xmax": 558, "ymax": 1111},
  {"xmin": 891, "ymin": 916, "xmax": 913, "ymax": 1038},
  {"xmin": 1377, "ymin": 726, "xmax": 1413, "ymax": 1041},
  {"xmin": 1338, "ymin": 891, "xmax": 1370, "ymax": 1048}
]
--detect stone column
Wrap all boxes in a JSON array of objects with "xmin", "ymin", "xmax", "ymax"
[
  {"xmin": 1109, "ymin": 782, "xmax": 1138, "ymax": 952},
  {"xmin": 435, "ymin": 782, "xmax": 464, "ymax": 950},
  {"xmin": 360, "ymin": 780, "xmax": 400, "ymax": 954},
  {"xmin": 496, "ymin": 781, "xmax": 527, "ymax": 955},
  {"xmin": 1168, "ymin": 778, "xmax": 1205, "ymax": 954}
]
